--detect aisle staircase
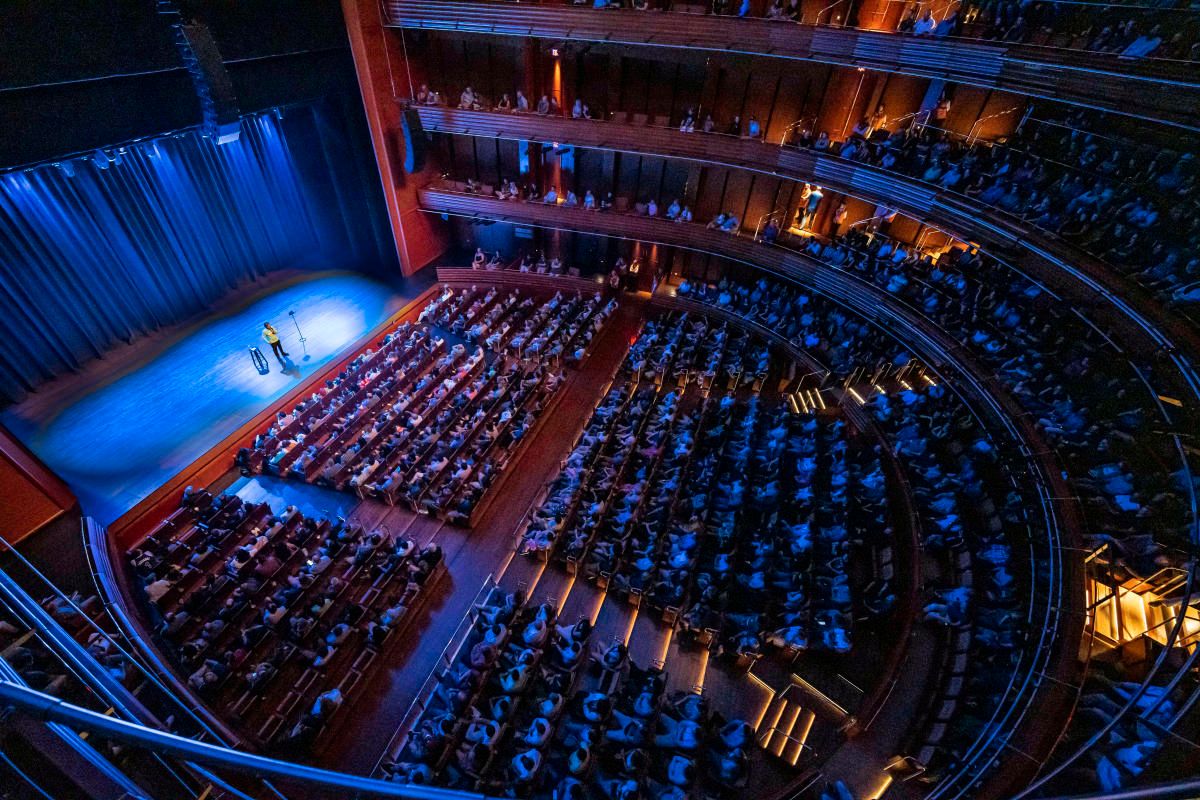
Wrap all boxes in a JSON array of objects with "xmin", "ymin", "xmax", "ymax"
[{"xmin": 757, "ymin": 685, "xmax": 818, "ymax": 766}]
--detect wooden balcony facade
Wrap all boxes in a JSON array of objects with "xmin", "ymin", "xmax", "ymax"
[
  {"xmin": 386, "ymin": 0, "xmax": 1200, "ymax": 131},
  {"xmin": 412, "ymin": 106, "xmax": 1200, "ymax": 371}
]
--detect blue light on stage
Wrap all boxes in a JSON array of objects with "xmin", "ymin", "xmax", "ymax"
[
  {"xmin": 0, "ymin": 107, "xmax": 354, "ymax": 406},
  {"xmin": 1, "ymin": 272, "xmax": 401, "ymax": 525}
]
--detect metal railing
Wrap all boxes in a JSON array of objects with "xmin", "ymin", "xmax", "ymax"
[{"xmin": 0, "ymin": 681, "xmax": 496, "ymax": 800}]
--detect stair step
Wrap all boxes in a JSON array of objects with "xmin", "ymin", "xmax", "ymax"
[
  {"xmin": 787, "ymin": 709, "xmax": 817, "ymax": 766},
  {"xmin": 756, "ymin": 694, "xmax": 787, "ymax": 737},
  {"xmin": 772, "ymin": 703, "xmax": 803, "ymax": 757}
]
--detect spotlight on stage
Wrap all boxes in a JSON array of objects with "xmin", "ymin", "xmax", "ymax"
[{"xmin": 288, "ymin": 309, "xmax": 311, "ymax": 361}]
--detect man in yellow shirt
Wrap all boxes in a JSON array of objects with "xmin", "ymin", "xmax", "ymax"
[{"xmin": 262, "ymin": 322, "xmax": 288, "ymax": 361}]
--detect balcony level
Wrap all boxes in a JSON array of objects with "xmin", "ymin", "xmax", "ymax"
[
  {"xmin": 386, "ymin": 0, "xmax": 1200, "ymax": 131},
  {"xmin": 412, "ymin": 105, "xmax": 1200, "ymax": 379}
]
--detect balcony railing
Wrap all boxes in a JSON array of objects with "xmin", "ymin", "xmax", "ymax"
[
  {"xmin": 385, "ymin": 0, "xmax": 1200, "ymax": 130},
  {"xmin": 409, "ymin": 105, "xmax": 1200, "ymax": 374}
]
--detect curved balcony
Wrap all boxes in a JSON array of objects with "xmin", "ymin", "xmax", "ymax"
[
  {"xmin": 386, "ymin": 0, "xmax": 1200, "ymax": 131},
  {"xmin": 419, "ymin": 183, "xmax": 1085, "ymax": 798},
  {"xmin": 417, "ymin": 184, "xmax": 1080, "ymax": 515},
  {"xmin": 412, "ymin": 105, "xmax": 1200, "ymax": 375}
]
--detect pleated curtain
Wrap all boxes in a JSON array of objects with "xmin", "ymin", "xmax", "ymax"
[{"xmin": 0, "ymin": 110, "xmax": 335, "ymax": 404}]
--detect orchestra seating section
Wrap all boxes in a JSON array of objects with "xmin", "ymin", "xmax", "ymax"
[
  {"xmin": 240, "ymin": 286, "xmax": 617, "ymax": 525},
  {"xmin": 90, "ymin": 250, "xmax": 1187, "ymax": 798},
  {"xmin": 382, "ymin": 587, "xmax": 762, "ymax": 798},
  {"xmin": 519, "ymin": 311, "xmax": 891, "ymax": 661},
  {"xmin": 127, "ymin": 489, "xmax": 446, "ymax": 752},
  {"xmin": 19, "ymin": 253, "xmax": 1196, "ymax": 799},
  {"xmin": 377, "ymin": 313, "xmax": 863, "ymax": 798}
]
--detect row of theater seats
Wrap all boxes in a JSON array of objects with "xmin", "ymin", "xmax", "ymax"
[
  {"xmin": 128, "ymin": 490, "xmax": 444, "ymax": 752},
  {"xmin": 241, "ymin": 286, "xmax": 616, "ymax": 525},
  {"xmin": 519, "ymin": 309, "xmax": 896, "ymax": 664},
  {"xmin": 790, "ymin": 108, "xmax": 1199, "ymax": 317},
  {"xmin": 671, "ymin": 265, "xmax": 1193, "ymax": 789},
  {"xmin": 666, "ymin": 274, "xmax": 1054, "ymax": 766},
  {"xmin": 385, "ymin": 586, "xmax": 758, "ymax": 798},
  {"xmin": 430, "ymin": 88, "xmax": 1197, "ymax": 326},
  {"xmin": 680, "ymin": 224, "xmax": 1188, "ymax": 557},
  {"xmin": 520, "ymin": 314, "xmax": 762, "ymax": 557},
  {"xmin": 870, "ymin": 387, "xmax": 1024, "ymax": 777},
  {"xmin": 673, "ymin": 405, "xmax": 889, "ymax": 659}
]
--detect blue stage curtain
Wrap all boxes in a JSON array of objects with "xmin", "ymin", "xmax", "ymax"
[{"xmin": 0, "ymin": 108, "xmax": 383, "ymax": 404}]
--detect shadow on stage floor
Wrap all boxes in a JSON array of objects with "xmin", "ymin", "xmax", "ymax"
[{"xmin": 2, "ymin": 268, "xmax": 433, "ymax": 524}]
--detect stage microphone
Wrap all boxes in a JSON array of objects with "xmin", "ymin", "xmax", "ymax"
[{"xmin": 401, "ymin": 107, "xmax": 427, "ymax": 173}]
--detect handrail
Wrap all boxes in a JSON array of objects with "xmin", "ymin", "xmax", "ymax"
[
  {"xmin": 0, "ymin": 550, "xmax": 274, "ymax": 800},
  {"xmin": 76, "ymin": 519, "xmax": 243, "ymax": 745},
  {"xmin": 813, "ymin": 0, "xmax": 849, "ymax": 26},
  {"xmin": 0, "ymin": 659, "xmax": 153, "ymax": 800},
  {"xmin": 778, "ymin": 117, "xmax": 814, "ymax": 146},
  {"xmin": 0, "ymin": 567, "xmax": 147, "ymax": 723},
  {"xmin": 1035, "ymin": 778, "xmax": 1200, "ymax": 800},
  {"xmin": 385, "ymin": 1, "xmax": 1200, "ymax": 130},
  {"xmin": 400, "ymin": 0, "xmax": 1200, "ymax": 69},
  {"xmin": 752, "ymin": 206, "xmax": 788, "ymax": 240},
  {"xmin": 0, "ymin": 681, "xmax": 500, "ymax": 800},
  {"xmin": 965, "ymin": 104, "xmax": 1021, "ymax": 145}
]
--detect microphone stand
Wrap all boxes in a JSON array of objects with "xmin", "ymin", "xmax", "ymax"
[{"xmin": 288, "ymin": 310, "xmax": 310, "ymax": 361}]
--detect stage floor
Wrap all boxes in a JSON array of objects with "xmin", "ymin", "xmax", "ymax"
[{"xmin": 2, "ymin": 270, "xmax": 431, "ymax": 525}]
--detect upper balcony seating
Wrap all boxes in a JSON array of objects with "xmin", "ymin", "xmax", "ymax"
[
  {"xmin": 412, "ymin": 104, "xmax": 1200, "ymax": 356},
  {"xmin": 386, "ymin": 0, "xmax": 1200, "ymax": 129}
]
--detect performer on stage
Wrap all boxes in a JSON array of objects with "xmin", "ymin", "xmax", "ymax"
[{"xmin": 262, "ymin": 322, "xmax": 289, "ymax": 362}]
